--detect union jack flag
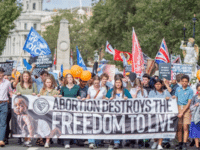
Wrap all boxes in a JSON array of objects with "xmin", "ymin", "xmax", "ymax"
[{"xmin": 155, "ymin": 38, "xmax": 170, "ymax": 64}]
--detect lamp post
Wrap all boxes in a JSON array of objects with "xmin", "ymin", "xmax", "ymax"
[
  {"xmin": 193, "ymin": 14, "xmax": 197, "ymax": 39},
  {"xmin": 183, "ymin": 25, "xmax": 187, "ymax": 42}
]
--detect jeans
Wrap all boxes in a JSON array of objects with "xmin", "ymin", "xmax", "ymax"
[
  {"xmin": 63, "ymin": 139, "xmax": 71, "ymax": 145},
  {"xmin": 0, "ymin": 102, "xmax": 8, "ymax": 141},
  {"xmin": 114, "ymin": 140, "xmax": 120, "ymax": 144},
  {"xmin": 5, "ymin": 102, "xmax": 11, "ymax": 139},
  {"xmin": 88, "ymin": 139, "xmax": 101, "ymax": 145}
]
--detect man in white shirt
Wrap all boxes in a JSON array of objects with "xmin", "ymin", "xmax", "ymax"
[{"xmin": 0, "ymin": 67, "xmax": 12, "ymax": 147}]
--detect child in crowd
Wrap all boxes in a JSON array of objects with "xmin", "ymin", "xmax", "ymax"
[
  {"xmin": 173, "ymin": 75, "xmax": 193, "ymax": 150},
  {"xmin": 38, "ymin": 76, "xmax": 59, "ymax": 148},
  {"xmin": 149, "ymin": 79, "xmax": 171, "ymax": 150},
  {"xmin": 189, "ymin": 84, "xmax": 200, "ymax": 150}
]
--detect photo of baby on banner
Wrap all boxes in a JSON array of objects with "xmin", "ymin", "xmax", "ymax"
[
  {"xmin": 11, "ymin": 94, "xmax": 179, "ymax": 140},
  {"xmin": 12, "ymin": 95, "xmax": 61, "ymax": 139}
]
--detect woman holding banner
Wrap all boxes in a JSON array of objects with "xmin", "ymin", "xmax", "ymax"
[
  {"xmin": 86, "ymin": 76, "xmax": 107, "ymax": 149},
  {"xmin": 37, "ymin": 76, "xmax": 59, "ymax": 148},
  {"xmin": 59, "ymin": 73, "xmax": 80, "ymax": 149},
  {"xmin": 106, "ymin": 76, "xmax": 132, "ymax": 149},
  {"xmin": 148, "ymin": 79, "xmax": 171, "ymax": 150},
  {"xmin": 130, "ymin": 78, "xmax": 148, "ymax": 98},
  {"xmin": 15, "ymin": 71, "xmax": 38, "ymax": 147}
]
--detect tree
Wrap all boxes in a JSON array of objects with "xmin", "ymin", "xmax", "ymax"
[
  {"xmin": 0, "ymin": 0, "xmax": 22, "ymax": 54},
  {"xmin": 89, "ymin": 0, "xmax": 200, "ymax": 65}
]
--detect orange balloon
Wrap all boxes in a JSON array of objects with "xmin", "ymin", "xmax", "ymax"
[
  {"xmin": 80, "ymin": 71, "xmax": 92, "ymax": 81},
  {"xmin": 197, "ymin": 70, "xmax": 200, "ymax": 81},
  {"xmin": 71, "ymin": 65, "xmax": 83, "ymax": 78},
  {"xmin": 63, "ymin": 69, "xmax": 71, "ymax": 77},
  {"xmin": 12, "ymin": 71, "xmax": 20, "ymax": 78}
]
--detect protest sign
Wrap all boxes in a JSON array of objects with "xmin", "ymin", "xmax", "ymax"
[
  {"xmin": 171, "ymin": 64, "xmax": 193, "ymax": 80},
  {"xmin": 29, "ymin": 54, "xmax": 53, "ymax": 68},
  {"xmin": 12, "ymin": 95, "xmax": 178, "ymax": 139},
  {"xmin": 159, "ymin": 63, "xmax": 171, "ymax": 80},
  {"xmin": 0, "ymin": 62, "xmax": 13, "ymax": 75},
  {"xmin": 125, "ymin": 65, "xmax": 132, "ymax": 72},
  {"xmin": 103, "ymin": 65, "xmax": 115, "ymax": 82}
]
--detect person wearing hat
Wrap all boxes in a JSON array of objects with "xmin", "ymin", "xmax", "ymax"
[{"xmin": 0, "ymin": 67, "xmax": 13, "ymax": 147}]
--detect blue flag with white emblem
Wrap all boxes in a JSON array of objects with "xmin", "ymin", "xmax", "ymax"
[
  {"xmin": 23, "ymin": 27, "xmax": 51, "ymax": 57},
  {"xmin": 76, "ymin": 46, "xmax": 87, "ymax": 70}
]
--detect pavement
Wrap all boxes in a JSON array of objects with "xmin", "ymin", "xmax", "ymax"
[{"xmin": 1, "ymin": 138, "xmax": 198, "ymax": 150}]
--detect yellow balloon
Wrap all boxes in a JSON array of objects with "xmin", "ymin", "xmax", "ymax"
[
  {"xmin": 71, "ymin": 65, "xmax": 83, "ymax": 78},
  {"xmin": 80, "ymin": 71, "xmax": 91, "ymax": 81},
  {"xmin": 12, "ymin": 71, "xmax": 20, "ymax": 78},
  {"xmin": 197, "ymin": 70, "xmax": 200, "ymax": 81},
  {"xmin": 63, "ymin": 70, "xmax": 71, "ymax": 77}
]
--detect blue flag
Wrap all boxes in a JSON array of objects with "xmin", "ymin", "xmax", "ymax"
[
  {"xmin": 61, "ymin": 64, "xmax": 63, "ymax": 77},
  {"xmin": 23, "ymin": 27, "xmax": 51, "ymax": 57},
  {"xmin": 76, "ymin": 46, "xmax": 87, "ymax": 70},
  {"xmin": 23, "ymin": 59, "xmax": 32, "ymax": 70}
]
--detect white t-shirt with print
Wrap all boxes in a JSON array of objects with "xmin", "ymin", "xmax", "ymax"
[{"xmin": 87, "ymin": 85, "xmax": 107, "ymax": 99}]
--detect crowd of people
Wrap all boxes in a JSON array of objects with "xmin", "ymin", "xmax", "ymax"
[{"xmin": 0, "ymin": 65, "xmax": 200, "ymax": 150}]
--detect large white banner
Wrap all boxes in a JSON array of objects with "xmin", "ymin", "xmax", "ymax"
[{"xmin": 12, "ymin": 95, "xmax": 178, "ymax": 139}]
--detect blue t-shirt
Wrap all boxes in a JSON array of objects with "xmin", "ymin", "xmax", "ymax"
[
  {"xmin": 78, "ymin": 86, "xmax": 88, "ymax": 98},
  {"xmin": 148, "ymin": 90, "xmax": 171, "ymax": 98},
  {"xmin": 175, "ymin": 86, "xmax": 193, "ymax": 105},
  {"xmin": 106, "ymin": 88, "xmax": 132, "ymax": 99}
]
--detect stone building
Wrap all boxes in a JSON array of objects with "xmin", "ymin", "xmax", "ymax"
[{"xmin": 0, "ymin": 0, "xmax": 57, "ymax": 64}]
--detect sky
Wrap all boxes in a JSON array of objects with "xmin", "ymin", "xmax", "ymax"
[
  {"xmin": 43, "ymin": 0, "xmax": 93, "ymax": 10},
  {"xmin": 18, "ymin": 0, "xmax": 93, "ymax": 10}
]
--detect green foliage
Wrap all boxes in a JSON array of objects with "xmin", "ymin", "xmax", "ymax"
[
  {"xmin": 43, "ymin": 0, "xmax": 200, "ymax": 67},
  {"xmin": 0, "ymin": 0, "xmax": 22, "ymax": 55},
  {"xmin": 90, "ymin": 0, "xmax": 200, "ymax": 64}
]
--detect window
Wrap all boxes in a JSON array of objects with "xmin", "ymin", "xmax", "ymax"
[
  {"xmin": 24, "ymin": 35, "xmax": 27, "ymax": 41},
  {"xmin": 33, "ymin": 3, "xmax": 36, "ymax": 10},
  {"xmin": 33, "ymin": 23, "xmax": 37, "ymax": 30},
  {"xmin": 26, "ymin": 1, "xmax": 29, "ymax": 10},
  {"xmin": 24, "ymin": 23, "xmax": 27, "ymax": 30}
]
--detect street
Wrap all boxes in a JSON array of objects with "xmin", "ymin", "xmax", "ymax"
[{"xmin": 2, "ymin": 138, "xmax": 198, "ymax": 150}]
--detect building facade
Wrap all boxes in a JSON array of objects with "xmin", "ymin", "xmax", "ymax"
[{"xmin": 0, "ymin": 0, "xmax": 57, "ymax": 65}]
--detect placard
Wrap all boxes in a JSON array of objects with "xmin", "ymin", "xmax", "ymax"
[
  {"xmin": 29, "ymin": 54, "xmax": 52, "ymax": 68},
  {"xmin": 171, "ymin": 64, "xmax": 193, "ymax": 80},
  {"xmin": 159, "ymin": 63, "xmax": 171, "ymax": 80},
  {"xmin": 0, "ymin": 62, "xmax": 13, "ymax": 75}
]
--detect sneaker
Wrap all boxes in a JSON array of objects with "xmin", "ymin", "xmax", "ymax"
[
  {"xmin": 182, "ymin": 143, "xmax": 187, "ymax": 150},
  {"xmin": 157, "ymin": 145, "xmax": 163, "ymax": 150},
  {"xmin": 113, "ymin": 143, "xmax": 119, "ymax": 149},
  {"xmin": 175, "ymin": 144, "xmax": 182, "ymax": 150},
  {"xmin": 65, "ymin": 144, "xmax": 70, "ymax": 149},
  {"xmin": 44, "ymin": 142, "xmax": 50, "ymax": 148},
  {"xmin": 17, "ymin": 138, "xmax": 22, "ymax": 145},
  {"xmin": 89, "ymin": 143, "xmax": 97, "ymax": 149},
  {"xmin": 24, "ymin": 141, "xmax": 32, "ymax": 147},
  {"xmin": 4, "ymin": 138, "xmax": 8, "ymax": 145},
  {"xmin": 151, "ymin": 142, "xmax": 158, "ymax": 149}
]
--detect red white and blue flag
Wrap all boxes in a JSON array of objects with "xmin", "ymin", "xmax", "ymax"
[{"xmin": 155, "ymin": 38, "xmax": 170, "ymax": 64}]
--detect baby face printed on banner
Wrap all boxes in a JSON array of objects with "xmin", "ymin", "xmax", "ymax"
[{"xmin": 14, "ymin": 97, "xmax": 28, "ymax": 115}]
